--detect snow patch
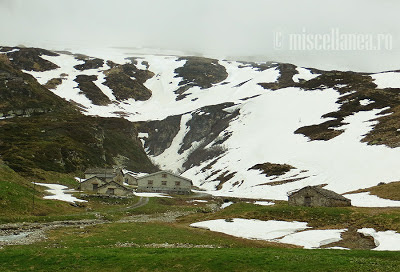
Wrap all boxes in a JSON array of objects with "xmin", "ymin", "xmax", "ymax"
[
  {"xmin": 371, "ymin": 72, "xmax": 400, "ymax": 89},
  {"xmin": 253, "ymin": 201, "xmax": 275, "ymax": 206},
  {"xmin": 278, "ymin": 229, "xmax": 346, "ymax": 249},
  {"xmin": 35, "ymin": 183, "xmax": 86, "ymax": 203},
  {"xmin": 292, "ymin": 67, "xmax": 320, "ymax": 83},
  {"xmin": 359, "ymin": 99, "xmax": 374, "ymax": 106},
  {"xmin": 343, "ymin": 192, "xmax": 400, "ymax": 207},
  {"xmin": 220, "ymin": 202, "xmax": 233, "ymax": 209},
  {"xmin": 358, "ymin": 228, "xmax": 400, "ymax": 251},
  {"xmin": 134, "ymin": 192, "xmax": 172, "ymax": 198},
  {"xmin": 190, "ymin": 219, "xmax": 309, "ymax": 241}
]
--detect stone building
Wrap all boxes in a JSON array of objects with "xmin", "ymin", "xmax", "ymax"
[
  {"xmin": 84, "ymin": 168, "xmax": 123, "ymax": 183},
  {"xmin": 79, "ymin": 176, "xmax": 105, "ymax": 192},
  {"xmin": 288, "ymin": 186, "xmax": 351, "ymax": 207},
  {"xmin": 136, "ymin": 171, "xmax": 192, "ymax": 195},
  {"xmin": 97, "ymin": 181, "xmax": 131, "ymax": 196},
  {"xmin": 80, "ymin": 168, "xmax": 132, "ymax": 196}
]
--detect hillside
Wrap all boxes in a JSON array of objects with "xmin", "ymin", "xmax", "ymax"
[
  {"xmin": 1, "ymin": 46, "xmax": 400, "ymax": 201},
  {"xmin": 0, "ymin": 48, "xmax": 157, "ymax": 176}
]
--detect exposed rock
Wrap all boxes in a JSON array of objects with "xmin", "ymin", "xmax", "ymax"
[
  {"xmin": 258, "ymin": 63, "xmax": 298, "ymax": 90},
  {"xmin": 136, "ymin": 115, "xmax": 182, "ymax": 156},
  {"xmin": 74, "ymin": 56, "xmax": 104, "ymax": 71},
  {"xmin": 249, "ymin": 162, "xmax": 295, "ymax": 177},
  {"xmin": 2, "ymin": 47, "xmax": 59, "ymax": 71},
  {"xmin": 174, "ymin": 56, "xmax": 228, "ymax": 100},
  {"xmin": 44, "ymin": 78, "xmax": 63, "ymax": 90},
  {"xmin": 103, "ymin": 62, "xmax": 154, "ymax": 101},
  {"xmin": 74, "ymin": 75, "xmax": 111, "ymax": 105}
]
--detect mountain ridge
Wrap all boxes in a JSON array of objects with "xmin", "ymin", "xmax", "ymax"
[{"xmin": 1, "ymin": 45, "xmax": 400, "ymax": 201}]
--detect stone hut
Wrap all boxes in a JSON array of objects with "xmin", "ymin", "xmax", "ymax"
[
  {"xmin": 80, "ymin": 168, "xmax": 131, "ymax": 196},
  {"xmin": 97, "ymin": 181, "xmax": 132, "ymax": 196},
  {"xmin": 288, "ymin": 186, "xmax": 351, "ymax": 207},
  {"xmin": 79, "ymin": 176, "xmax": 105, "ymax": 192},
  {"xmin": 136, "ymin": 171, "xmax": 192, "ymax": 195}
]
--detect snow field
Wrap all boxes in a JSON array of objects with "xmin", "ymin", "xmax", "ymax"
[{"xmin": 21, "ymin": 48, "xmax": 400, "ymax": 204}]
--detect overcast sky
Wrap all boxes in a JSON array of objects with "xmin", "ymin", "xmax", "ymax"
[{"xmin": 0, "ymin": 0, "xmax": 399, "ymax": 72}]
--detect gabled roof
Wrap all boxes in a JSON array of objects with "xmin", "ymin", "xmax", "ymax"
[
  {"xmin": 289, "ymin": 186, "xmax": 350, "ymax": 201},
  {"xmin": 137, "ymin": 170, "xmax": 193, "ymax": 185},
  {"xmin": 124, "ymin": 171, "xmax": 148, "ymax": 179},
  {"xmin": 80, "ymin": 176, "xmax": 105, "ymax": 184},
  {"xmin": 84, "ymin": 168, "xmax": 116, "ymax": 175},
  {"xmin": 97, "ymin": 180, "xmax": 131, "ymax": 191}
]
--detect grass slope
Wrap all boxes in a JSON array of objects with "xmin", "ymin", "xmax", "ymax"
[{"xmin": 0, "ymin": 162, "xmax": 82, "ymax": 221}]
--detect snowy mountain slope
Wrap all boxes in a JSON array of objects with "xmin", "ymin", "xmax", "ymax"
[{"xmin": 3, "ymin": 46, "xmax": 400, "ymax": 201}]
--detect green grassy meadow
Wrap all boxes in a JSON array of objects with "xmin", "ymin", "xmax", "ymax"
[{"xmin": 1, "ymin": 166, "xmax": 400, "ymax": 271}]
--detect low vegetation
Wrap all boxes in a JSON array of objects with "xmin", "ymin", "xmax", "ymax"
[
  {"xmin": 346, "ymin": 181, "xmax": 400, "ymax": 201},
  {"xmin": 249, "ymin": 162, "xmax": 295, "ymax": 177},
  {"xmin": 174, "ymin": 56, "xmax": 228, "ymax": 100},
  {"xmin": 1, "ymin": 192, "xmax": 400, "ymax": 271}
]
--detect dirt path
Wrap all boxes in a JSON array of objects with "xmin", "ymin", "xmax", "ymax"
[
  {"xmin": 128, "ymin": 196, "xmax": 149, "ymax": 209},
  {"xmin": 0, "ymin": 197, "xmax": 151, "ymax": 246}
]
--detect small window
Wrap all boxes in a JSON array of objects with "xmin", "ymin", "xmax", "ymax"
[
  {"xmin": 304, "ymin": 196, "xmax": 312, "ymax": 207},
  {"xmin": 175, "ymin": 181, "xmax": 181, "ymax": 186},
  {"xmin": 148, "ymin": 180, "xmax": 153, "ymax": 185},
  {"xmin": 162, "ymin": 173, "xmax": 167, "ymax": 178},
  {"xmin": 107, "ymin": 188, "xmax": 115, "ymax": 195},
  {"xmin": 162, "ymin": 181, "xmax": 167, "ymax": 186},
  {"xmin": 93, "ymin": 184, "xmax": 98, "ymax": 191}
]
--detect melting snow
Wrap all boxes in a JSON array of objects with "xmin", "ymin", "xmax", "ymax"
[
  {"xmin": 359, "ymin": 99, "xmax": 374, "ymax": 106},
  {"xmin": 220, "ymin": 202, "xmax": 233, "ymax": 209},
  {"xmin": 358, "ymin": 228, "xmax": 400, "ymax": 251},
  {"xmin": 35, "ymin": 183, "xmax": 86, "ymax": 203},
  {"xmin": 190, "ymin": 218, "xmax": 309, "ymax": 241},
  {"xmin": 253, "ymin": 201, "xmax": 275, "ymax": 206},
  {"xmin": 134, "ymin": 192, "xmax": 172, "ymax": 198},
  {"xmin": 343, "ymin": 192, "xmax": 400, "ymax": 207},
  {"xmin": 278, "ymin": 229, "xmax": 346, "ymax": 249},
  {"xmin": 292, "ymin": 67, "xmax": 320, "ymax": 83}
]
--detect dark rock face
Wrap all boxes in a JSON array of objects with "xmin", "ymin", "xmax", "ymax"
[
  {"xmin": 74, "ymin": 75, "xmax": 111, "ymax": 105},
  {"xmin": 0, "ymin": 47, "xmax": 59, "ymax": 71},
  {"xmin": 174, "ymin": 56, "xmax": 228, "ymax": 100},
  {"xmin": 181, "ymin": 103, "xmax": 239, "ymax": 170},
  {"xmin": 137, "ymin": 102, "xmax": 239, "ymax": 171},
  {"xmin": 137, "ymin": 115, "xmax": 182, "ymax": 157},
  {"xmin": 103, "ymin": 62, "xmax": 154, "ymax": 101}
]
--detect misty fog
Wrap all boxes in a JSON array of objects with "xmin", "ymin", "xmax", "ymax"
[{"xmin": 0, "ymin": 0, "xmax": 399, "ymax": 72}]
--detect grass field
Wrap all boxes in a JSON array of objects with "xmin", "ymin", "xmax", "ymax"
[
  {"xmin": 1, "ymin": 221, "xmax": 400, "ymax": 272},
  {"xmin": 1, "ymin": 167, "xmax": 400, "ymax": 271}
]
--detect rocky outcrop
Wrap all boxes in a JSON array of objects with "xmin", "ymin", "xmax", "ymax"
[
  {"xmin": 73, "ymin": 56, "xmax": 104, "ymax": 71},
  {"xmin": 0, "ymin": 54, "xmax": 157, "ymax": 175},
  {"xmin": 174, "ymin": 56, "xmax": 228, "ymax": 100},
  {"xmin": 0, "ymin": 46, "xmax": 59, "ymax": 71},
  {"xmin": 136, "ymin": 115, "xmax": 182, "ymax": 156},
  {"xmin": 74, "ymin": 75, "xmax": 111, "ymax": 105},
  {"xmin": 137, "ymin": 103, "xmax": 239, "ymax": 171},
  {"xmin": 103, "ymin": 62, "xmax": 154, "ymax": 101}
]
